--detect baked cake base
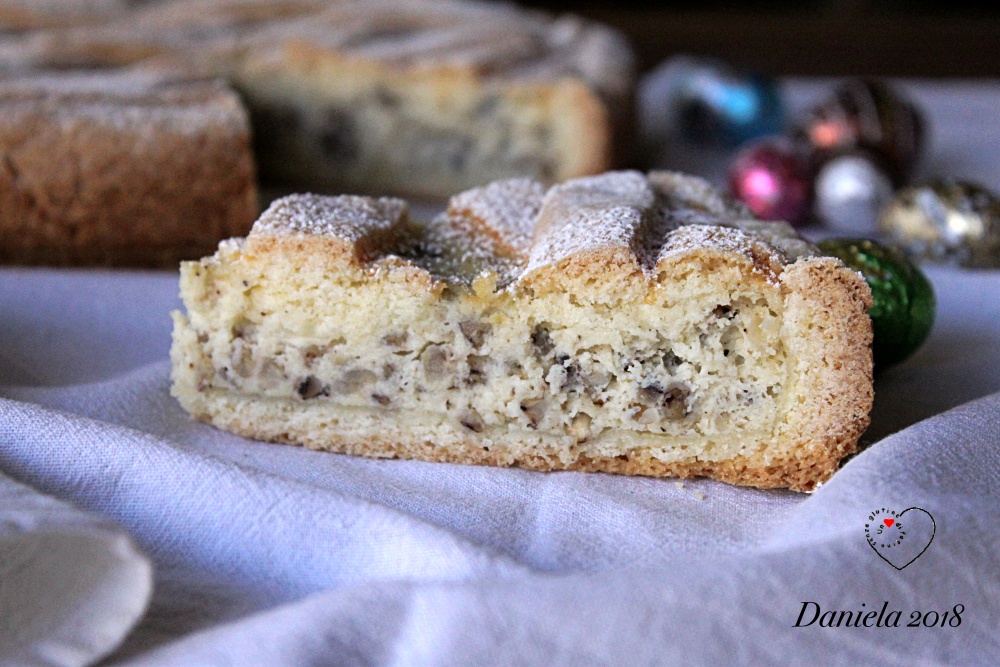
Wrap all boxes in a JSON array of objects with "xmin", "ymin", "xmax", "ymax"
[{"xmin": 171, "ymin": 172, "xmax": 873, "ymax": 491}]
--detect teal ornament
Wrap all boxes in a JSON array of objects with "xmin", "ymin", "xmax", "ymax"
[
  {"xmin": 665, "ymin": 56, "xmax": 785, "ymax": 148},
  {"xmin": 818, "ymin": 238, "xmax": 935, "ymax": 372}
]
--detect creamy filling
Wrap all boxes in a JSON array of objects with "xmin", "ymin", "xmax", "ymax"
[
  {"xmin": 188, "ymin": 277, "xmax": 791, "ymax": 461},
  {"xmin": 246, "ymin": 88, "xmax": 557, "ymax": 192}
]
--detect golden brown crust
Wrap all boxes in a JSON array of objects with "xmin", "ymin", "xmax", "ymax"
[
  {"xmin": 772, "ymin": 257, "xmax": 875, "ymax": 490},
  {"xmin": 0, "ymin": 71, "xmax": 257, "ymax": 267}
]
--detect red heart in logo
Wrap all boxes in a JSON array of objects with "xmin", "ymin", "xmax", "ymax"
[{"xmin": 884, "ymin": 519, "xmax": 895, "ymax": 528}]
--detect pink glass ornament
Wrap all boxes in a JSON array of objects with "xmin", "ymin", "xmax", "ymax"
[{"xmin": 728, "ymin": 139, "xmax": 811, "ymax": 226}]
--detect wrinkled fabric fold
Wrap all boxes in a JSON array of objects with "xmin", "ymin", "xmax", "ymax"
[
  {"xmin": 2, "ymin": 372, "xmax": 999, "ymax": 664},
  {"xmin": 121, "ymin": 393, "xmax": 1000, "ymax": 666},
  {"xmin": 0, "ymin": 471, "xmax": 152, "ymax": 667}
]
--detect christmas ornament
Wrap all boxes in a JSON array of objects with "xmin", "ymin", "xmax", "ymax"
[
  {"xmin": 814, "ymin": 152, "xmax": 894, "ymax": 234},
  {"xmin": 728, "ymin": 138, "xmax": 811, "ymax": 225},
  {"xmin": 664, "ymin": 56, "xmax": 784, "ymax": 148},
  {"xmin": 818, "ymin": 238, "xmax": 935, "ymax": 372},
  {"xmin": 879, "ymin": 180, "xmax": 1000, "ymax": 268},
  {"xmin": 796, "ymin": 78, "xmax": 924, "ymax": 186}
]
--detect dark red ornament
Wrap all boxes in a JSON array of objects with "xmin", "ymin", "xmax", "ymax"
[
  {"xmin": 728, "ymin": 138, "xmax": 812, "ymax": 226},
  {"xmin": 795, "ymin": 78, "xmax": 924, "ymax": 186}
]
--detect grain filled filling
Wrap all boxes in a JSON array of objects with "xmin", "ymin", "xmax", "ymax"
[
  {"xmin": 171, "ymin": 171, "xmax": 874, "ymax": 491},
  {"xmin": 179, "ymin": 256, "xmax": 791, "ymax": 463}
]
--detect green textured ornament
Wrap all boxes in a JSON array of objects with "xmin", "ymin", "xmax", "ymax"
[{"xmin": 818, "ymin": 238, "xmax": 935, "ymax": 372}]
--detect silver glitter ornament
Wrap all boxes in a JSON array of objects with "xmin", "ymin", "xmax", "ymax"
[
  {"xmin": 814, "ymin": 153, "xmax": 894, "ymax": 234},
  {"xmin": 879, "ymin": 180, "xmax": 1000, "ymax": 268}
]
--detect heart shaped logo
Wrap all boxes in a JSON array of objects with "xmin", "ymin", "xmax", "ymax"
[{"xmin": 865, "ymin": 507, "xmax": 936, "ymax": 570}]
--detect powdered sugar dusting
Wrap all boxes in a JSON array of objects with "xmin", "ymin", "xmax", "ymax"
[
  {"xmin": 246, "ymin": 172, "xmax": 818, "ymax": 290},
  {"xmin": 447, "ymin": 178, "xmax": 544, "ymax": 254},
  {"xmin": 649, "ymin": 170, "xmax": 749, "ymax": 217},
  {"xmin": 1, "ymin": 0, "xmax": 633, "ymax": 102},
  {"xmin": 525, "ymin": 170, "xmax": 653, "ymax": 273},
  {"xmin": 657, "ymin": 225, "xmax": 784, "ymax": 283},
  {"xmin": 0, "ymin": 69, "xmax": 248, "ymax": 137},
  {"xmin": 717, "ymin": 217, "xmax": 817, "ymax": 261},
  {"xmin": 172, "ymin": 0, "xmax": 629, "ymax": 94},
  {"xmin": 648, "ymin": 170, "xmax": 817, "ymax": 262},
  {"xmin": 252, "ymin": 193, "xmax": 407, "ymax": 241},
  {"xmin": 514, "ymin": 170, "xmax": 815, "ymax": 283}
]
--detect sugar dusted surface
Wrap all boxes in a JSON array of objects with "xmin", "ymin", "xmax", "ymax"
[
  {"xmin": 251, "ymin": 193, "xmax": 408, "ymax": 241},
  {"xmin": 0, "ymin": 69, "xmax": 249, "ymax": 137},
  {"xmin": 526, "ymin": 170, "xmax": 653, "ymax": 274},
  {"xmin": 447, "ymin": 178, "xmax": 545, "ymax": 254},
  {"xmin": 392, "ymin": 213, "xmax": 525, "ymax": 287},
  {"xmin": 5, "ymin": 0, "xmax": 633, "ymax": 95},
  {"xmin": 249, "ymin": 171, "xmax": 821, "ymax": 288},
  {"xmin": 648, "ymin": 171, "xmax": 817, "ymax": 263}
]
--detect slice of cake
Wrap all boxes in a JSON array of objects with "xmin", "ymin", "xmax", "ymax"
[
  {"xmin": 0, "ymin": 0, "xmax": 635, "ymax": 199},
  {"xmin": 0, "ymin": 68, "xmax": 257, "ymax": 266},
  {"xmin": 230, "ymin": 0, "xmax": 635, "ymax": 197},
  {"xmin": 170, "ymin": 171, "xmax": 873, "ymax": 491}
]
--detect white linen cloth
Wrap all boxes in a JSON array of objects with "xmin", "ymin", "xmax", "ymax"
[
  {"xmin": 2, "ymin": 79, "xmax": 1000, "ymax": 665},
  {"xmin": 0, "ymin": 471, "xmax": 151, "ymax": 667}
]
